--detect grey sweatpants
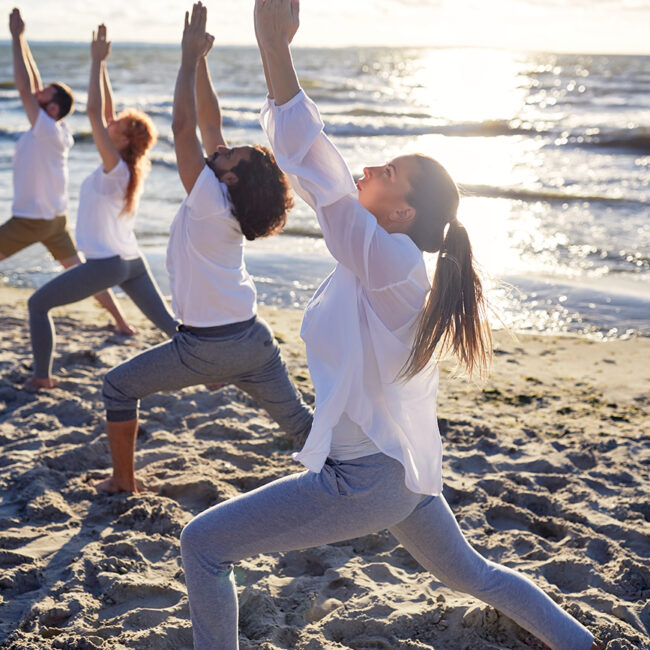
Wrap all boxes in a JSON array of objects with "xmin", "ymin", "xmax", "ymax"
[
  {"xmin": 28, "ymin": 255, "xmax": 177, "ymax": 378},
  {"xmin": 180, "ymin": 453, "xmax": 595, "ymax": 650},
  {"xmin": 102, "ymin": 317, "xmax": 313, "ymax": 441}
]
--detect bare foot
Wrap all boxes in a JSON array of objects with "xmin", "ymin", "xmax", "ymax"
[
  {"xmin": 24, "ymin": 376, "xmax": 57, "ymax": 391},
  {"xmin": 94, "ymin": 476, "xmax": 155, "ymax": 495},
  {"xmin": 114, "ymin": 322, "xmax": 137, "ymax": 336}
]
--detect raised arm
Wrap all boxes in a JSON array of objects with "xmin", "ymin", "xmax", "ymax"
[
  {"xmin": 255, "ymin": 1, "xmax": 423, "ymax": 295},
  {"xmin": 172, "ymin": 2, "xmax": 213, "ymax": 194},
  {"xmin": 101, "ymin": 56, "xmax": 116, "ymax": 124},
  {"xmin": 21, "ymin": 25, "xmax": 42, "ymax": 92},
  {"xmin": 254, "ymin": 0, "xmax": 300, "ymax": 106},
  {"xmin": 9, "ymin": 8, "xmax": 40, "ymax": 126},
  {"xmin": 87, "ymin": 25, "xmax": 122, "ymax": 172},
  {"xmin": 196, "ymin": 54, "xmax": 225, "ymax": 154}
]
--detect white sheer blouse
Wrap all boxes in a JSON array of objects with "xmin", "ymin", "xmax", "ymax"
[{"xmin": 261, "ymin": 90, "xmax": 443, "ymax": 495}]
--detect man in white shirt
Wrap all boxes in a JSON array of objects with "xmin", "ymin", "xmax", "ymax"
[
  {"xmin": 2, "ymin": 8, "xmax": 136, "ymax": 336},
  {"xmin": 98, "ymin": 3, "xmax": 312, "ymax": 494}
]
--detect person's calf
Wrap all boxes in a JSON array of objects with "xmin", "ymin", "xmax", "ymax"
[{"xmin": 97, "ymin": 417, "xmax": 140, "ymax": 493}]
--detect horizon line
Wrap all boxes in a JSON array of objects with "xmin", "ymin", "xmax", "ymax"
[{"xmin": 0, "ymin": 39, "xmax": 648, "ymax": 57}]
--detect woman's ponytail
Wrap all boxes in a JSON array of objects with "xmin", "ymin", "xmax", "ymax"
[
  {"xmin": 117, "ymin": 109, "xmax": 157, "ymax": 216},
  {"xmin": 401, "ymin": 155, "xmax": 491, "ymax": 379}
]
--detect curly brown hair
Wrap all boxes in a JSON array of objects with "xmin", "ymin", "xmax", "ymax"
[
  {"xmin": 116, "ymin": 109, "xmax": 158, "ymax": 215},
  {"xmin": 226, "ymin": 145, "xmax": 293, "ymax": 241}
]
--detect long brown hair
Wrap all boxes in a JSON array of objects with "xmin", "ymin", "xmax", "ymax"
[
  {"xmin": 116, "ymin": 109, "xmax": 157, "ymax": 215},
  {"xmin": 401, "ymin": 154, "xmax": 491, "ymax": 379}
]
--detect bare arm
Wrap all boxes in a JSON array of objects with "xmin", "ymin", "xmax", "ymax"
[
  {"xmin": 196, "ymin": 55, "xmax": 226, "ymax": 154},
  {"xmin": 102, "ymin": 59, "xmax": 116, "ymax": 124},
  {"xmin": 172, "ymin": 3, "xmax": 211, "ymax": 194},
  {"xmin": 23, "ymin": 38, "xmax": 42, "ymax": 91},
  {"xmin": 254, "ymin": 0, "xmax": 300, "ymax": 106},
  {"xmin": 9, "ymin": 9, "xmax": 40, "ymax": 125},
  {"xmin": 87, "ymin": 25, "xmax": 121, "ymax": 172}
]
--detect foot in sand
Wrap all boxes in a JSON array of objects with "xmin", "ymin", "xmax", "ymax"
[
  {"xmin": 23, "ymin": 376, "xmax": 57, "ymax": 391},
  {"xmin": 114, "ymin": 322, "xmax": 137, "ymax": 336},
  {"xmin": 94, "ymin": 476, "xmax": 156, "ymax": 495}
]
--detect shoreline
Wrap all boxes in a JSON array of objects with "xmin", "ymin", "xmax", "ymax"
[
  {"xmin": 3, "ymin": 243, "xmax": 650, "ymax": 340},
  {"xmin": 0, "ymin": 285, "xmax": 648, "ymax": 649}
]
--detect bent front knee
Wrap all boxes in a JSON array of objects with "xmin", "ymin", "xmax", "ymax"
[
  {"xmin": 180, "ymin": 515, "xmax": 234, "ymax": 574},
  {"xmin": 180, "ymin": 517, "xmax": 212, "ymax": 561},
  {"xmin": 102, "ymin": 368, "xmax": 139, "ymax": 419},
  {"xmin": 28, "ymin": 290, "xmax": 49, "ymax": 316}
]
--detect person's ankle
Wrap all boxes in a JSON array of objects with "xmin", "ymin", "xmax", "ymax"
[
  {"xmin": 113, "ymin": 475, "xmax": 137, "ymax": 492},
  {"xmin": 24, "ymin": 376, "xmax": 57, "ymax": 389}
]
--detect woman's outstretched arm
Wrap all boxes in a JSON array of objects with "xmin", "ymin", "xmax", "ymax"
[
  {"xmin": 101, "ymin": 52, "xmax": 116, "ymax": 124},
  {"xmin": 87, "ymin": 24, "xmax": 121, "ymax": 172},
  {"xmin": 254, "ymin": 0, "xmax": 300, "ymax": 105}
]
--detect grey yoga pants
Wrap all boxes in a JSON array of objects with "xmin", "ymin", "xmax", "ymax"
[
  {"xmin": 102, "ymin": 317, "xmax": 313, "ymax": 441},
  {"xmin": 28, "ymin": 255, "xmax": 177, "ymax": 378},
  {"xmin": 180, "ymin": 453, "xmax": 594, "ymax": 650}
]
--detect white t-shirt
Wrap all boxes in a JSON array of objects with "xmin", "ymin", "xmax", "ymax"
[
  {"xmin": 12, "ymin": 109, "xmax": 73, "ymax": 220},
  {"xmin": 262, "ymin": 90, "xmax": 442, "ymax": 496},
  {"xmin": 166, "ymin": 165, "xmax": 257, "ymax": 327},
  {"xmin": 75, "ymin": 159, "xmax": 140, "ymax": 260}
]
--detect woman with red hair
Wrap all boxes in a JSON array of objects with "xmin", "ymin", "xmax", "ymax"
[{"xmin": 26, "ymin": 25, "xmax": 177, "ymax": 390}]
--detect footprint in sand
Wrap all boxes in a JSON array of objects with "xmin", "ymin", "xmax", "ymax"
[
  {"xmin": 115, "ymin": 499, "xmax": 187, "ymax": 536},
  {"xmin": 535, "ymin": 474, "xmax": 570, "ymax": 492},
  {"xmin": 24, "ymin": 490, "xmax": 74, "ymax": 522},
  {"xmin": 279, "ymin": 546, "xmax": 350, "ymax": 578},
  {"xmin": 160, "ymin": 479, "xmax": 222, "ymax": 511},
  {"xmin": 486, "ymin": 504, "xmax": 568, "ymax": 541},
  {"xmin": 541, "ymin": 559, "xmax": 597, "ymax": 592},
  {"xmin": 0, "ymin": 565, "xmax": 42, "ymax": 595}
]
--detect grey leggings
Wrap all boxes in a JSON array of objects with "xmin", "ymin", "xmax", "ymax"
[
  {"xmin": 28, "ymin": 255, "xmax": 177, "ymax": 378},
  {"xmin": 102, "ymin": 317, "xmax": 313, "ymax": 441},
  {"xmin": 180, "ymin": 453, "xmax": 594, "ymax": 650}
]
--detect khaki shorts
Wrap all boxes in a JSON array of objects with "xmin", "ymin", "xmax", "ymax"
[{"xmin": 0, "ymin": 215, "xmax": 77, "ymax": 261}]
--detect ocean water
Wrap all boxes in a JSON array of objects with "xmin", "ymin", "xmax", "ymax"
[{"xmin": 0, "ymin": 43, "xmax": 648, "ymax": 338}]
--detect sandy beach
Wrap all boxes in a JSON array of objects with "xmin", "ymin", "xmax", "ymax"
[{"xmin": 0, "ymin": 285, "xmax": 648, "ymax": 650}]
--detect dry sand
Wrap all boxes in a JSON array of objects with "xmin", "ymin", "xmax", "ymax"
[{"xmin": 0, "ymin": 286, "xmax": 648, "ymax": 650}]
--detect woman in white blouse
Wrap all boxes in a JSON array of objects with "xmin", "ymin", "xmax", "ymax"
[
  {"xmin": 179, "ymin": 3, "xmax": 601, "ymax": 649},
  {"xmin": 26, "ymin": 25, "xmax": 177, "ymax": 390}
]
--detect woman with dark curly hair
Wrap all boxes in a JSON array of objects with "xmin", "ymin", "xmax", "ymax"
[
  {"xmin": 97, "ymin": 3, "xmax": 312, "ymax": 494},
  {"xmin": 26, "ymin": 24, "xmax": 178, "ymax": 391}
]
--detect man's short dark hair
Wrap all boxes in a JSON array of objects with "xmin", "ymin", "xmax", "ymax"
[
  {"xmin": 227, "ymin": 145, "xmax": 294, "ymax": 241},
  {"xmin": 50, "ymin": 82, "xmax": 74, "ymax": 120}
]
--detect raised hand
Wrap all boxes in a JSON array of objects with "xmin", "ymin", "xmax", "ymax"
[
  {"xmin": 182, "ymin": 2, "xmax": 214, "ymax": 65},
  {"xmin": 254, "ymin": 0, "xmax": 300, "ymax": 50},
  {"xmin": 91, "ymin": 24, "xmax": 111, "ymax": 61},
  {"xmin": 200, "ymin": 31, "xmax": 215, "ymax": 58},
  {"xmin": 9, "ymin": 8, "xmax": 25, "ymax": 38}
]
